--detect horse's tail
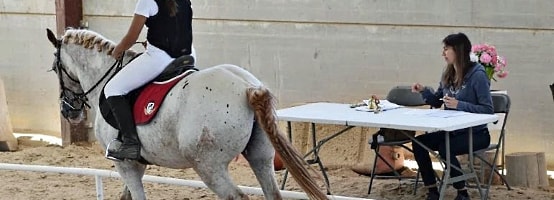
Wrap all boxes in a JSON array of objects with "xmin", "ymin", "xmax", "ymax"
[{"xmin": 246, "ymin": 87, "xmax": 327, "ymax": 200}]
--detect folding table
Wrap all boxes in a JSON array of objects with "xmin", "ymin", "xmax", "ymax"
[{"xmin": 276, "ymin": 102, "xmax": 498, "ymax": 199}]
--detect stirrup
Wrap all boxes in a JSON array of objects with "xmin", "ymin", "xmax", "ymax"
[{"xmin": 105, "ymin": 138, "xmax": 124, "ymax": 162}]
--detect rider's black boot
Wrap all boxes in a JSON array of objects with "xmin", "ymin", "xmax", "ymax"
[{"xmin": 105, "ymin": 95, "xmax": 141, "ymax": 161}]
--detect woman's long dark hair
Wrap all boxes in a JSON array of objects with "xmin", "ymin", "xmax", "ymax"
[
  {"xmin": 167, "ymin": 0, "xmax": 178, "ymax": 16},
  {"xmin": 442, "ymin": 32, "xmax": 472, "ymax": 89}
]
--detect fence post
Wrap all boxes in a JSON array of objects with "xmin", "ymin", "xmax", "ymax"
[{"xmin": 55, "ymin": 0, "xmax": 90, "ymax": 145}]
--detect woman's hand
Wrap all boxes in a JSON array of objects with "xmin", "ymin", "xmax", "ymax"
[
  {"xmin": 411, "ymin": 83, "xmax": 425, "ymax": 93},
  {"xmin": 443, "ymin": 95, "xmax": 459, "ymax": 109},
  {"xmin": 111, "ymin": 44, "xmax": 125, "ymax": 59}
]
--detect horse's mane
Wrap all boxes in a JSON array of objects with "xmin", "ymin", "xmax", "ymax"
[{"xmin": 62, "ymin": 28, "xmax": 137, "ymax": 57}]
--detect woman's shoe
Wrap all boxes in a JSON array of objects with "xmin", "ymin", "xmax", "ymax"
[
  {"xmin": 454, "ymin": 191, "xmax": 471, "ymax": 200},
  {"xmin": 425, "ymin": 191, "xmax": 439, "ymax": 200}
]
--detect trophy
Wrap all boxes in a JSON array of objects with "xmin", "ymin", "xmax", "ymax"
[{"xmin": 368, "ymin": 95, "xmax": 381, "ymax": 113}]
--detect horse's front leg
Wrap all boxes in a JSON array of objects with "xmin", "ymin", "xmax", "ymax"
[{"xmin": 114, "ymin": 161, "xmax": 147, "ymax": 200}]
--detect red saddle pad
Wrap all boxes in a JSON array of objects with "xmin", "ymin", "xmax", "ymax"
[{"xmin": 133, "ymin": 71, "xmax": 193, "ymax": 125}]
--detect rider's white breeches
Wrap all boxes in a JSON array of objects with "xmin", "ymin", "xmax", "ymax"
[{"xmin": 104, "ymin": 43, "xmax": 195, "ymax": 97}]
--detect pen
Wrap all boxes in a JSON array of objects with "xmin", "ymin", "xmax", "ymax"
[{"xmin": 440, "ymin": 94, "xmax": 449, "ymax": 101}]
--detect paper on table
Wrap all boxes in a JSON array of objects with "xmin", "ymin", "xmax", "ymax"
[
  {"xmin": 354, "ymin": 100, "xmax": 403, "ymax": 112},
  {"xmin": 403, "ymin": 109, "xmax": 470, "ymax": 118}
]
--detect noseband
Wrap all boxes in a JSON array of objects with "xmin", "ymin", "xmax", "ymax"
[{"xmin": 52, "ymin": 39, "xmax": 123, "ymax": 119}]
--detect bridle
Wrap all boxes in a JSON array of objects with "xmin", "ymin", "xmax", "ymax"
[{"xmin": 51, "ymin": 39, "xmax": 123, "ymax": 119}]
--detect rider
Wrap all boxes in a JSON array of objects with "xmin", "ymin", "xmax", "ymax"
[{"xmin": 104, "ymin": 0, "xmax": 195, "ymax": 161}]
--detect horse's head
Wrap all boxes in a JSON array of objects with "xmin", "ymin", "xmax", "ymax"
[
  {"xmin": 46, "ymin": 28, "xmax": 134, "ymax": 123},
  {"xmin": 46, "ymin": 28, "xmax": 89, "ymax": 123}
]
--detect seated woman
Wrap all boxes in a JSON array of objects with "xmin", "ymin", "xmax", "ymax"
[{"xmin": 411, "ymin": 32, "xmax": 493, "ymax": 200}]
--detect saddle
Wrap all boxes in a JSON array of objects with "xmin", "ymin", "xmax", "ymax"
[{"xmin": 99, "ymin": 55, "xmax": 198, "ymax": 129}]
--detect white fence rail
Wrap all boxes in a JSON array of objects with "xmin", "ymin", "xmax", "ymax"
[{"xmin": 0, "ymin": 163, "xmax": 372, "ymax": 200}]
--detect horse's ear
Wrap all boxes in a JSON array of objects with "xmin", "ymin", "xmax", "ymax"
[{"xmin": 46, "ymin": 28, "xmax": 59, "ymax": 47}]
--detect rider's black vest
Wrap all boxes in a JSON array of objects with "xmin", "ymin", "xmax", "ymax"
[{"xmin": 146, "ymin": 0, "xmax": 193, "ymax": 58}]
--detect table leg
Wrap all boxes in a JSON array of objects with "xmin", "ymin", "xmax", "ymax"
[
  {"xmin": 437, "ymin": 128, "xmax": 487, "ymax": 200},
  {"xmin": 439, "ymin": 132, "xmax": 451, "ymax": 200},
  {"xmin": 287, "ymin": 121, "xmax": 292, "ymax": 142},
  {"xmin": 279, "ymin": 121, "xmax": 353, "ymax": 194},
  {"xmin": 280, "ymin": 122, "xmax": 331, "ymax": 193},
  {"xmin": 307, "ymin": 123, "xmax": 320, "ymax": 165},
  {"xmin": 280, "ymin": 121, "xmax": 292, "ymax": 190},
  {"xmin": 306, "ymin": 124, "xmax": 354, "ymax": 194},
  {"xmin": 468, "ymin": 128, "xmax": 486, "ymax": 200},
  {"xmin": 309, "ymin": 123, "xmax": 332, "ymax": 194}
]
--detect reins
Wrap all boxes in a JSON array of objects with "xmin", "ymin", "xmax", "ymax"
[
  {"xmin": 74, "ymin": 41, "xmax": 145, "ymax": 100},
  {"xmin": 82, "ymin": 55, "xmax": 124, "ymax": 98},
  {"xmin": 52, "ymin": 39, "xmax": 146, "ymax": 119},
  {"xmin": 53, "ymin": 39, "xmax": 125, "ymax": 112}
]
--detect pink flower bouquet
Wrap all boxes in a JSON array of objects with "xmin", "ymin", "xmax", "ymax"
[{"xmin": 470, "ymin": 44, "xmax": 508, "ymax": 81}]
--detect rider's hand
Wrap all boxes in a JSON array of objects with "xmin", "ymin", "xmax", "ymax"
[{"xmin": 111, "ymin": 44, "xmax": 125, "ymax": 59}]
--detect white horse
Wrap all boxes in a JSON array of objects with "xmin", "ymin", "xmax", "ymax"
[{"xmin": 46, "ymin": 28, "xmax": 327, "ymax": 200}]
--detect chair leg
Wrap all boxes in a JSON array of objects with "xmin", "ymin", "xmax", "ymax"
[
  {"xmin": 377, "ymin": 153, "xmax": 401, "ymax": 176},
  {"xmin": 368, "ymin": 144, "xmax": 419, "ymax": 195},
  {"xmin": 368, "ymin": 145, "xmax": 404, "ymax": 194},
  {"xmin": 413, "ymin": 169, "xmax": 420, "ymax": 195},
  {"xmin": 477, "ymin": 150, "xmax": 511, "ymax": 199},
  {"xmin": 501, "ymin": 135, "xmax": 506, "ymax": 177},
  {"xmin": 491, "ymin": 166, "xmax": 511, "ymax": 190}
]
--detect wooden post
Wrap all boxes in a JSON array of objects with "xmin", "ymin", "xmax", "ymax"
[
  {"xmin": 55, "ymin": 0, "xmax": 83, "ymax": 36},
  {"xmin": 506, "ymin": 152, "xmax": 549, "ymax": 188},
  {"xmin": 0, "ymin": 78, "xmax": 18, "ymax": 151},
  {"xmin": 60, "ymin": 110, "xmax": 89, "ymax": 146},
  {"xmin": 55, "ymin": 0, "xmax": 89, "ymax": 145}
]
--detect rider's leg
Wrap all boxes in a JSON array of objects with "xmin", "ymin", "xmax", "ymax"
[
  {"xmin": 106, "ymin": 95, "xmax": 141, "ymax": 160},
  {"xmin": 103, "ymin": 46, "xmax": 173, "ymax": 161}
]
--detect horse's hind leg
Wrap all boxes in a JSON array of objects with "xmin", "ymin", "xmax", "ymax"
[
  {"xmin": 194, "ymin": 161, "xmax": 249, "ymax": 200},
  {"xmin": 120, "ymin": 185, "xmax": 131, "ymax": 200},
  {"xmin": 242, "ymin": 122, "xmax": 282, "ymax": 200},
  {"xmin": 114, "ymin": 161, "xmax": 147, "ymax": 200}
]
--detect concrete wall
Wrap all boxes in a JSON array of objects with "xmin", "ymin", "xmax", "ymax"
[
  {"xmin": 0, "ymin": 0, "xmax": 59, "ymax": 134},
  {"xmin": 1, "ymin": 1, "xmax": 553, "ymax": 166}
]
